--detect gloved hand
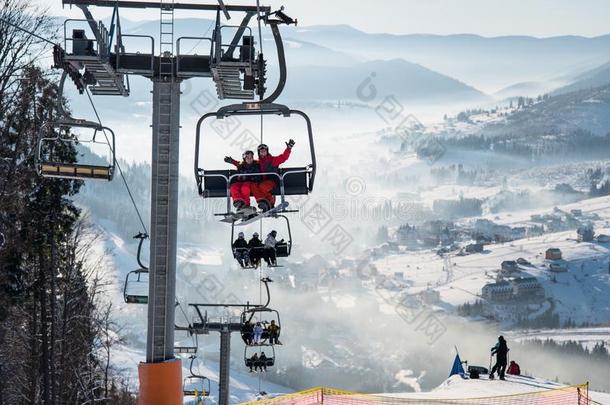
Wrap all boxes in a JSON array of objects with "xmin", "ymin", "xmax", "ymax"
[
  {"xmin": 279, "ymin": 239, "xmax": 285, "ymax": 243},
  {"xmin": 224, "ymin": 156, "xmax": 234, "ymax": 163},
  {"xmin": 286, "ymin": 139, "xmax": 295, "ymax": 148}
]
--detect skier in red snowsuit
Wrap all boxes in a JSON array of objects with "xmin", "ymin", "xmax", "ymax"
[
  {"xmin": 252, "ymin": 139, "xmax": 295, "ymax": 212},
  {"xmin": 224, "ymin": 150, "xmax": 259, "ymax": 214}
]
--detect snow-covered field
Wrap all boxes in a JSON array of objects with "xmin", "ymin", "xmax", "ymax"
[
  {"xmin": 370, "ymin": 196, "xmax": 610, "ymax": 326},
  {"xmin": 382, "ymin": 374, "xmax": 610, "ymax": 405},
  {"xmin": 510, "ymin": 327, "xmax": 610, "ymax": 350}
]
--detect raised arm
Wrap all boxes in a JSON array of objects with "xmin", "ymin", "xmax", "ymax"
[
  {"xmin": 271, "ymin": 147, "xmax": 292, "ymax": 166},
  {"xmin": 224, "ymin": 156, "xmax": 240, "ymax": 168}
]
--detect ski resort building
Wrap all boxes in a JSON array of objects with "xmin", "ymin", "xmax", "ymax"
[
  {"xmin": 549, "ymin": 263, "xmax": 568, "ymax": 273},
  {"xmin": 482, "ymin": 276, "xmax": 544, "ymax": 302},
  {"xmin": 577, "ymin": 225, "xmax": 595, "ymax": 242},
  {"xmin": 596, "ymin": 234, "xmax": 610, "ymax": 243},
  {"xmin": 545, "ymin": 248, "xmax": 562, "ymax": 260},
  {"xmin": 482, "ymin": 281, "xmax": 513, "ymax": 301},
  {"xmin": 501, "ymin": 260, "xmax": 520, "ymax": 272},
  {"xmin": 511, "ymin": 277, "xmax": 544, "ymax": 301}
]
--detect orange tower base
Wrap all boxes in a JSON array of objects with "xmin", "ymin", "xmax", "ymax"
[{"xmin": 137, "ymin": 359, "xmax": 183, "ymax": 405}]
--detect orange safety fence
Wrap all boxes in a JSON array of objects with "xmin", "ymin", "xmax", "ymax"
[{"xmin": 237, "ymin": 383, "xmax": 591, "ymax": 405}]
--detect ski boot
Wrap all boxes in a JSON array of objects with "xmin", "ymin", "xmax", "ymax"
[{"xmin": 257, "ymin": 199, "xmax": 272, "ymax": 213}]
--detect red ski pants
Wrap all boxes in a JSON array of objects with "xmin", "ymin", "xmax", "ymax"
[
  {"xmin": 252, "ymin": 179, "xmax": 276, "ymax": 206},
  {"xmin": 230, "ymin": 182, "xmax": 254, "ymax": 206}
]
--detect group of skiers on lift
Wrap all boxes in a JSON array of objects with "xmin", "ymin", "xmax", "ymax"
[
  {"xmin": 241, "ymin": 320, "xmax": 281, "ymax": 346},
  {"xmin": 233, "ymin": 230, "xmax": 285, "ymax": 268},
  {"xmin": 247, "ymin": 352, "xmax": 271, "ymax": 373},
  {"xmin": 225, "ymin": 139, "xmax": 295, "ymax": 214},
  {"xmin": 242, "ymin": 319, "xmax": 281, "ymax": 372}
]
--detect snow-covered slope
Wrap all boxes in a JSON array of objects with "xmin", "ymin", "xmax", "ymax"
[
  {"xmin": 382, "ymin": 374, "xmax": 610, "ymax": 405},
  {"xmin": 372, "ymin": 195, "xmax": 610, "ymax": 325}
]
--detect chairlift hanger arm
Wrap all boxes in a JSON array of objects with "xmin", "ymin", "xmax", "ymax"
[
  {"xmin": 134, "ymin": 232, "xmax": 149, "ymax": 270},
  {"xmin": 63, "ymin": 0, "xmax": 270, "ymax": 12},
  {"xmin": 257, "ymin": 23, "xmax": 285, "ymax": 104}
]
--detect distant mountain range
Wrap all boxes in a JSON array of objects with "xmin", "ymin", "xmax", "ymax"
[
  {"xmin": 281, "ymin": 25, "xmax": 610, "ymax": 93},
  {"xmin": 553, "ymin": 62, "xmax": 610, "ymax": 95},
  {"xmin": 282, "ymin": 59, "xmax": 488, "ymax": 103},
  {"xmin": 65, "ymin": 17, "xmax": 610, "ymax": 106}
]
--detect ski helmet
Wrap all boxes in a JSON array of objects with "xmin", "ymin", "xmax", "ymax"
[
  {"xmin": 238, "ymin": 232, "xmax": 245, "ymax": 238},
  {"xmin": 257, "ymin": 144, "xmax": 269, "ymax": 153},
  {"xmin": 242, "ymin": 150, "xmax": 254, "ymax": 159},
  {"xmin": 253, "ymin": 232, "xmax": 259, "ymax": 237},
  {"xmin": 270, "ymin": 230, "xmax": 277, "ymax": 236}
]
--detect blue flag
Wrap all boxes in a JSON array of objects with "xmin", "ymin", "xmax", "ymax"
[{"xmin": 449, "ymin": 353, "xmax": 465, "ymax": 377}]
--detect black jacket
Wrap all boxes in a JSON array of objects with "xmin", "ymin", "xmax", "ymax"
[
  {"xmin": 248, "ymin": 237, "xmax": 263, "ymax": 248},
  {"xmin": 232, "ymin": 161, "xmax": 260, "ymax": 184},
  {"xmin": 233, "ymin": 238, "xmax": 248, "ymax": 249},
  {"xmin": 492, "ymin": 338, "xmax": 509, "ymax": 363}
]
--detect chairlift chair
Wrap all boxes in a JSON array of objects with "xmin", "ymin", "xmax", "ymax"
[
  {"xmin": 230, "ymin": 215, "xmax": 292, "ymax": 268},
  {"xmin": 174, "ymin": 330, "xmax": 199, "ymax": 355},
  {"xmin": 36, "ymin": 119, "xmax": 116, "ymax": 181},
  {"xmin": 123, "ymin": 269, "xmax": 149, "ymax": 304},
  {"xmin": 241, "ymin": 306, "xmax": 281, "ymax": 345},
  {"xmin": 194, "ymin": 103, "xmax": 316, "ymax": 215},
  {"xmin": 244, "ymin": 344, "xmax": 275, "ymax": 369},
  {"xmin": 183, "ymin": 356, "xmax": 211, "ymax": 397}
]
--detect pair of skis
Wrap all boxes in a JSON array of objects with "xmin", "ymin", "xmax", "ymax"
[{"xmin": 221, "ymin": 201, "xmax": 289, "ymax": 226}]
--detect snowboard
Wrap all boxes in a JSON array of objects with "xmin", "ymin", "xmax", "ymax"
[
  {"xmin": 234, "ymin": 202, "xmax": 289, "ymax": 226},
  {"xmin": 220, "ymin": 206, "xmax": 257, "ymax": 223}
]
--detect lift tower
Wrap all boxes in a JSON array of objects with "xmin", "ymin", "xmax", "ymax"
[{"xmin": 58, "ymin": 1, "xmax": 270, "ymax": 404}]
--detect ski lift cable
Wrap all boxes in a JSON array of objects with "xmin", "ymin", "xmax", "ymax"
[
  {"xmin": 84, "ymin": 88, "xmax": 149, "ymax": 235},
  {"xmin": 186, "ymin": 20, "xmax": 215, "ymax": 55},
  {"xmin": 0, "ymin": 17, "xmax": 58, "ymax": 47}
]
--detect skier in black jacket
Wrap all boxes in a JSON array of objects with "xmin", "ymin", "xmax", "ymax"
[
  {"xmin": 489, "ymin": 336, "xmax": 509, "ymax": 380},
  {"xmin": 248, "ymin": 232, "xmax": 264, "ymax": 267},
  {"xmin": 232, "ymin": 232, "xmax": 250, "ymax": 268}
]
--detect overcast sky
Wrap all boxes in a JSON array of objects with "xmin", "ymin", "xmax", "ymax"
[{"xmin": 38, "ymin": 0, "xmax": 610, "ymax": 37}]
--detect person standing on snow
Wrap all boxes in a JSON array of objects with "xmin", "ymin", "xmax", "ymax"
[
  {"xmin": 224, "ymin": 150, "xmax": 260, "ymax": 214},
  {"xmin": 489, "ymin": 336, "xmax": 509, "ymax": 380},
  {"xmin": 252, "ymin": 140, "xmax": 295, "ymax": 212}
]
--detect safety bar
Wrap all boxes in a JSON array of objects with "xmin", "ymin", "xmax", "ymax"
[{"xmin": 199, "ymin": 168, "xmax": 311, "ymax": 212}]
